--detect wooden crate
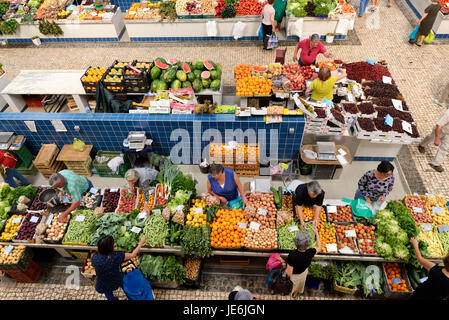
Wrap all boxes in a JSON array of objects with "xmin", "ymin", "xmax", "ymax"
[
  {"xmin": 66, "ymin": 95, "xmax": 79, "ymax": 112},
  {"xmin": 33, "ymin": 144, "xmax": 66, "ymax": 177}
]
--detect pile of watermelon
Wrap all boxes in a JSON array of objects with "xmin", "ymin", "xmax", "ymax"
[{"xmin": 150, "ymin": 58, "xmax": 222, "ymax": 93}]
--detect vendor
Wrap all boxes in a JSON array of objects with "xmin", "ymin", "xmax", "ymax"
[
  {"xmin": 0, "ymin": 150, "xmax": 30, "ymax": 188},
  {"xmin": 295, "ymin": 181, "xmax": 325, "ymax": 228},
  {"xmin": 304, "ymin": 67, "xmax": 347, "ymax": 102},
  {"xmin": 125, "ymin": 167, "xmax": 159, "ymax": 215},
  {"xmin": 355, "ymin": 161, "xmax": 395, "ymax": 211},
  {"xmin": 49, "ymin": 170, "xmax": 94, "ymax": 223},
  {"xmin": 207, "ymin": 164, "xmax": 248, "ymax": 205},
  {"xmin": 292, "ymin": 34, "xmax": 333, "ymax": 66}
]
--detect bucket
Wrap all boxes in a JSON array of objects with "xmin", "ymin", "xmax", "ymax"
[
  {"xmin": 31, "ymin": 37, "xmax": 41, "ymax": 46},
  {"xmin": 325, "ymin": 34, "xmax": 334, "ymax": 44},
  {"xmin": 38, "ymin": 189, "xmax": 59, "ymax": 207},
  {"xmin": 199, "ymin": 165, "xmax": 210, "ymax": 174}
]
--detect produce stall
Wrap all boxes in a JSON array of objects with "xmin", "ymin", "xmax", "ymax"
[{"xmin": 407, "ymin": 0, "xmax": 449, "ymax": 38}]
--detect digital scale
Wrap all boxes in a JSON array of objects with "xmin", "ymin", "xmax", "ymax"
[
  {"xmin": 0, "ymin": 132, "xmax": 15, "ymax": 150},
  {"xmin": 127, "ymin": 131, "xmax": 146, "ymax": 150},
  {"xmin": 316, "ymin": 141, "xmax": 336, "ymax": 161}
]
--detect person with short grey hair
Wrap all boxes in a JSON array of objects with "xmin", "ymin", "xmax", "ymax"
[
  {"xmin": 277, "ymin": 228, "xmax": 321, "ymax": 298},
  {"xmin": 292, "ymin": 34, "xmax": 334, "ymax": 66},
  {"xmin": 295, "ymin": 181, "xmax": 325, "ymax": 228},
  {"xmin": 125, "ymin": 166, "xmax": 159, "ymax": 215}
]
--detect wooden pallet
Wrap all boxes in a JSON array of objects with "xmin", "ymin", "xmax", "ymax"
[{"xmin": 34, "ymin": 144, "xmax": 65, "ymax": 176}]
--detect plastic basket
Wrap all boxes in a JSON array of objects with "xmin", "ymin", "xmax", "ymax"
[
  {"xmin": 5, "ymin": 260, "xmax": 42, "ymax": 283},
  {"xmin": 0, "ymin": 246, "xmax": 34, "ymax": 271},
  {"xmin": 93, "ymin": 151, "xmax": 123, "ymax": 170},
  {"xmin": 333, "ymin": 280, "xmax": 357, "ymax": 295},
  {"xmin": 23, "ymin": 95, "xmax": 45, "ymax": 108}
]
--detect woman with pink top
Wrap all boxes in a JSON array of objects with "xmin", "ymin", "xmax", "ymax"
[{"xmin": 261, "ymin": 0, "xmax": 276, "ymax": 50}]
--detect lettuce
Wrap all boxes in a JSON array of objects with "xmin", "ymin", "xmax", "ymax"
[
  {"xmin": 374, "ymin": 240, "xmax": 394, "ymax": 260},
  {"xmin": 376, "ymin": 209, "xmax": 394, "ymax": 221},
  {"xmin": 393, "ymin": 244, "xmax": 410, "ymax": 261}
]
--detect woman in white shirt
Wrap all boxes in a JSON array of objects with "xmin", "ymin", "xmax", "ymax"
[{"xmin": 261, "ymin": 0, "xmax": 276, "ymax": 50}]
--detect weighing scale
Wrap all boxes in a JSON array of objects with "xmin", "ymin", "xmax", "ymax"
[
  {"xmin": 316, "ymin": 141, "xmax": 336, "ymax": 161},
  {"xmin": 0, "ymin": 132, "xmax": 15, "ymax": 150},
  {"xmin": 127, "ymin": 131, "xmax": 146, "ymax": 150}
]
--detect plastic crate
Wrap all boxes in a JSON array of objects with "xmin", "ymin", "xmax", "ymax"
[
  {"xmin": 101, "ymin": 66, "xmax": 125, "ymax": 86},
  {"xmin": 0, "ymin": 246, "xmax": 34, "ymax": 271},
  {"xmin": 93, "ymin": 151, "xmax": 122, "ymax": 169},
  {"xmin": 96, "ymin": 163, "xmax": 129, "ymax": 177},
  {"xmin": 5, "ymin": 260, "xmax": 42, "ymax": 283},
  {"xmin": 23, "ymin": 95, "xmax": 45, "ymax": 108},
  {"xmin": 93, "ymin": 152, "xmax": 130, "ymax": 177},
  {"xmin": 16, "ymin": 163, "xmax": 38, "ymax": 176},
  {"xmin": 11, "ymin": 145, "xmax": 34, "ymax": 170}
]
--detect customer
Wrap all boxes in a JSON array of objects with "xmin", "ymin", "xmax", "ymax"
[
  {"xmin": 92, "ymin": 235, "xmax": 146, "ymax": 300},
  {"xmin": 277, "ymin": 228, "xmax": 321, "ymax": 298},
  {"xmin": 207, "ymin": 164, "xmax": 248, "ymax": 205},
  {"xmin": 409, "ymin": 0, "xmax": 441, "ymax": 47},
  {"xmin": 273, "ymin": 0, "xmax": 287, "ymax": 31},
  {"xmin": 292, "ymin": 34, "xmax": 333, "ymax": 66},
  {"xmin": 0, "ymin": 150, "xmax": 30, "ymax": 188},
  {"xmin": 368, "ymin": 0, "xmax": 379, "ymax": 12},
  {"xmin": 261, "ymin": 0, "xmax": 276, "ymax": 50},
  {"xmin": 409, "ymin": 237, "xmax": 449, "ymax": 300},
  {"xmin": 355, "ymin": 161, "xmax": 395, "ymax": 211},
  {"xmin": 418, "ymin": 108, "xmax": 449, "ymax": 172},
  {"xmin": 49, "ymin": 170, "xmax": 94, "ymax": 223},
  {"xmin": 125, "ymin": 166, "xmax": 159, "ymax": 215},
  {"xmin": 295, "ymin": 181, "xmax": 325, "ymax": 228},
  {"xmin": 435, "ymin": 81, "xmax": 449, "ymax": 108},
  {"xmin": 304, "ymin": 67, "xmax": 347, "ymax": 102},
  {"xmin": 358, "ymin": 0, "xmax": 370, "ymax": 16},
  {"xmin": 228, "ymin": 286, "xmax": 258, "ymax": 300}
]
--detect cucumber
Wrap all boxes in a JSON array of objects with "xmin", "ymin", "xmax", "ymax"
[
  {"xmin": 278, "ymin": 186, "xmax": 283, "ymax": 208},
  {"xmin": 410, "ymin": 268, "xmax": 421, "ymax": 286},
  {"xmin": 271, "ymin": 187, "xmax": 281, "ymax": 209}
]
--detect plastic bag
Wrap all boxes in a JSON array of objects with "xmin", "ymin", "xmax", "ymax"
[
  {"xmin": 277, "ymin": 210, "xmax": 293, "ymax": 227},
  {"xmin": 258, "ymin": 24, "xmax": 263, "ymax": 40},
  {"xmin": 228, "ymin": 196, "xmax": 244, "ymax": 210},
  {"xmin": 267, "ymin": 34, "xmax": 279, "ymax": 49},
  {"xmin": 423, "ymin": 30, "xmax": 435, "ymax": 44},
  {"xmin": 291, "ymin": 18, "xmax": 304, "ymax": 38},
  {"xmin": 266, "ymin": 253, "xmax": 282, "ymax": 270},
  {"xmin": 73, "ymin": 138, "xmax": 86, "ymax": 152},
  {"xmin": 342, "ymin": 197, "xmax": 375, "ymax": 218},
  {"xmin": 409, "ymin": 26, "xmax": 419, "ymax": 40},
  {"xmin": 232, "ymin": 21, "xmax": 246, "ymax": 40},
  {"xmin": 206, "ymin": 20, "xmax": 217, "ymax": 37}
]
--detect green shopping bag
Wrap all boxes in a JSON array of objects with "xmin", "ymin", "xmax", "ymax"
[
  {"xmin": 342, "ymin": 197, "xmax": 375, "ymax": 219},
  {"xmin": 423, "ymin": 30, "xmax": 435, "ymax": 44}
]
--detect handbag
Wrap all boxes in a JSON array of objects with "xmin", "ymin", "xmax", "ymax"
[
  {"xmin": 269, "ymin": 267, "xmax": 293, "ymax": 295},
  {"xmin": 94, "ymin": 254, "xmax": 111, "ymax": 287},
  {"xmin": 409, "ymin": 26, "xmax": 419, "ymax": 40}
]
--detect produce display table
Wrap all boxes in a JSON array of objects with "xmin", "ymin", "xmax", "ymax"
[{"xmin": 286, "ymin": 15, "xmax": 355, "ymax": 40}]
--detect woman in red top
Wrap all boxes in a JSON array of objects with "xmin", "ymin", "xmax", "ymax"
[
  {"xmin": 292, "ymin": 34, "xmax": 333, "ymax": 66},
  {"xmin": 0, "ymin": 150, "xmax": 30, "ymax": 188}
]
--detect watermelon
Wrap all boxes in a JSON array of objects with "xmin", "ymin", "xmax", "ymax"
[
  {"xmin": 201, "ymin": 71, "xmax": 210, "ymax": 80},
  {"xmin": 192, "ymin": 78, "xmax": 203, "ymax": 93},
  {"xmin": 252, "ymin": 65, "xmax": 268, "ymax": 73},
  {"xmin": 156, "ymin": 81, "xmax": 168, "ymax": 91},
  {"xmin": 155, "ymin": 57, "xmax": 167, "ymax": 64},
  {"xmin": 202, "ymin": 79, "xmax": 211, "ymax": 88},
  {"xmin": 187, "ymin": 72, "xmax": 196, "ymax": 82},
  {"xmin": 195, "ymin": 61, "xmax": 204, "ymax": 70},
  {"xmin": 210, "ymin": 70, "xmax": 219, "ymax": 80},
  {"xmin": 151, "ymin": 79, "xmax": 160, "ymax": 92},
  {"xmin": 150, "ymin": 66, "xmax": 161, "ymax": 80},
  {"xmin": 182, "ymin": 62, "xmax": 191, "ymax": 73},
  {"xmin": 182, "ymin": 81, "xmax": 192, "ymax": 89},
  {"xmin": 171, "ymin": 79, "xmax": 182, "ymax": 89},
  {"xmin": 160, "ymin": 70, "xmax": 167, "ymax": 81},
  {"xmin": 193, "ymin": 70, "xmax": 202, "ymax": 79},
  {"xmin": 176, "ymin": 70, "xmax": 187, "ymax": 82},
  {"xmin": 167, "ymin": 59, "xmax": 178, "ymax": 65},
  {"xmin": 210, "ymin": 79, "xmax": 220, "ymax": 91},
  {"xmin": 163, "ymin": 68, "xmax": 177, "ymax": 83},
  {"xmin": 216, "ymin": 63, "xmax": 222, "ymax": 73},
  {"xmin": 204, "ymin": 60, "xmax": 214, "ymax": 70},
  {"xmin": 155, "ymin": 61, "xmax": 169, "ymax": 70}
]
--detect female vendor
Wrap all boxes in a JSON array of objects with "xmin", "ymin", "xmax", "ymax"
[
  {"xmin": 125, "ymin": 165, "xmax": 159, "ymax": 215},
  {"xmin": 304, "ymin": 67, "xmax": 347, "ymax": 102},
  {"xmin": 207, "ymin": 164, "xmax": 248, "ymax": 205}
]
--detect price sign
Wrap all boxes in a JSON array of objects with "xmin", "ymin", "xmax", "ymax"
[
  {"xmin": 176, "ymin": 205, "xmax": 185, "ymax": 211},
  {"xmin": 420, "ymin": 277, "xmax": 428, "ymax": 283},
  {"xmin": 75, "ymin": 215, "xmax": 85, "ymax": 222},
  {"xmin": 128, "ymin": 10, "xmax": 136, "ymax": 15},
  {"xmin": 148, "ymin": 189, "xmax": 155, "ymax": 195},
  {"xmin": 365, "ymin": 59, "xmax": 375, "ymax": 65},
  {"xmin": 249, "ymin": 222, "xmax": 260, "ymax": 230},
  {"xmin": 194, "ymin": 207, "xmax": 203, "ymax": 214},
  {"xmin": 3, "ymin": 246, "xmax": 14, "ymax": 256},
  {"xmin": 384, "ymin": 114, "xmax": 393, "ymax": 127},
  {"xmin": 433, "ymin": 207, "xmax": 443, "ymax": 214},
  {"xmin": 91, "ymin": 11, "xmax": 98, "ymax": 16},
  {"xmin": 345, "ymin": 230, "xmax": 356, "ymax": 237},
  {"xmin": 392, "ymin": 99, "xmax": 403, "ymax": 111},
  {"xmin": 124, "ymin": 221, "xmax": 132, "ymax": 227},
  {"xmin": 289, "ymin": 226, "xmax": 299, "ymax": 232},
  {"xmin": 131, "ymin": 226, "xmax": 141, "ymax": 234},
  {"xmin": 89, "ymin": 188, "xmax": 98, "ymax": 194},
  {"xmin": 137, "ymin": 212, "xmax": 147, "ymax": 219},
  {"xmin": 257, "ymin": 208, "xmax": 267, "ymax": 216},
  {"xmin": 30, "ymin": 216, "xmax": 39, "ymax": 223},
  {"xmin": 326, "ymin": 243, "xmax": 337, "ymax": 252},
  {"xmin": 143, "ymin": 7, "xmax": 150, "ymax": 11},
  {"xmin": 152, "ymin": 209, "xmax": 161, "ymax": 214},
  {"xmin": 339, "ymin": 246, "xmax": 354, "ymax": 254},
  {"xmin": 110, "ymin": 188, "xmax": 119, "ymax": 193},
  {"xmin": 438, "ymin": 225, "xmax": 449, "ymax": 233},
  {"xmin": 413, "ymin": 207, "xmax": 423, "ymax": 213},
  {"xmin": 327, "ymin": 205, "xmax": 337, "ymax": 213},
  {"xmin": 12, "ymin": 218, "xmax": 21, "ymax": 224},
  {"xmin": 382, "ymin": 76, "xmax": 392, "ymax": 84},
  {"xmin": 402, "ymin": 121, "xmax": 413, "ymax": 134},
  {"xmin": 391, "ymin": 277, "xmax": 402, "ymax": 285},
  {"xmin": 422, "ymin": 224, "xmax": 432, "ymax": 231},
  {"xmin": 238, "ymin": 222, "xmax": 247, "ymax": 229},
  {"xmin": 61, "ymin": 196, "xmax": 69, "ymax": 203}
]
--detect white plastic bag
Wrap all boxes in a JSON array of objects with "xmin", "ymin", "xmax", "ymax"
[
  {"xmin": 206, "ymin": 20, "xmax": 217, "ymax": 37},
  {"xmin": 290, "ymin": 18, "xmax": 303, "ymax": 38},
  {"xmin": 232, "ymin": 21, "xmax": 246, "ymax": 40},
  {"xmin": 335, "ymin": 18, "xmax": 350, "ymax": 35}
]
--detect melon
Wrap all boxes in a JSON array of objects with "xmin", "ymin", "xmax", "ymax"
[
  {"xmin": 167, "ymin": 59, "xmax": 179, "ymax": 65},
  {"xmin": 269, "ymin": 68, "xmax": 277, "ymax": 73},
  {"xmin": 252, "ymin": 65, "xmax": 268, "ymax": 73},
  {"xmin": 155, "ymin": 61, "xmax": 169, "ymax": 70},
  {"xmin": 203, "ymin": 60, "xmax": 214, "ymax": 70},
  {"xmin": 201, "ymin": 71, "xmax": 210, "ymax": 80},
  {"xmin": 155, "ymin": 57, "xmax": 167, "ymax": 64},
  {"xmin": 182, "ymin": 62, "xmax": 191, "ymax": 73}
]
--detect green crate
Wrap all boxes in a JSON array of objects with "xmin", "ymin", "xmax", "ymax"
[
  {"xmin": 12, "ymin": 145, "xmax": 34, "ymax": 170},
  {"xmin": 16, "ymin": 163, "xmax": 38, "ymax": 176},
  {"xmin": 96, "ymin": 158, "xmax": 130, "ymax": 178},
  {"xmin": 93, "ymin": 151, "xmax": 123, "ymax": 170}
]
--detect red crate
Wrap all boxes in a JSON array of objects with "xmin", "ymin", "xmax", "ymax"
[
  {"xmin": 5, "ymin": 260, "xmax": 42, "ymax": 283},
  {"xmin": 23, "ymin": 95, "xmax": 47, "ymax": 108}
]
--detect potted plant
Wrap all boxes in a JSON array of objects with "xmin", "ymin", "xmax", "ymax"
[
  {"xmin": 31, "ymin": 35, "xmax": 41, "ymax": 46},
  {"xmin": 326, "ymin": 32, "xmax": 334, "ymax": 43}
]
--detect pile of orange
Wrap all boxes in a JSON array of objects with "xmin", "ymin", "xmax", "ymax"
[
  {"xmin": 384, "ymin": 263, "xmax": 409, "ymax": 292},
  {"xmin": 82, "ymin": 67, "xmax": 107, "ymax": 83},
  {"xmin": 234, "ymin": 64, "xmax": 252, "ymax": 82},
  {"xmin": 236, "ymin": 77, "xmax": 272, "ymax": 97},
  {"xmin": 318, "ymin": 221, "xmax": 337, "ymax": 253},
  {"xmin": 210, "ymin": 209, "xmax": 246, "ymax": 248}
]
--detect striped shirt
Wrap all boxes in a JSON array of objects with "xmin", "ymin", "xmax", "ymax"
[{"xmin": 59, "ymin": 169, "xmax": 89, "ymax": 202}]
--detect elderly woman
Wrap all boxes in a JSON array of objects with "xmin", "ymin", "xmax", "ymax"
[
  {"xmin": 49, "ymin": 170, "xmax": 94, "ymax": 223},
  {"xmin": 304, "ymin": 67, "xmax": 347, "ymax": 102},
  {"xmin": 125, "ymin": 166, "xmax": 159, "ymax": 215},
  {"xmin": 277, "ymin": 228, "xmax": 321, "ymax": 298},
  {"xmin": 295, "ymin": 181, "xmax": 325, "ymax": 228},
  {"xmin": 409, "ymin": 0, "xmax": 441, "ymax": 47},
  {"xmin": 207, "ymin": 164, "xmax": 248, "ymax": 205}
]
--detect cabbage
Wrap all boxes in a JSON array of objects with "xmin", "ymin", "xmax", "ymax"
[
  {"xmin": 293, "ymin": 7, "xmax": 307, "ymax": 16},
  {"xmin": 386, "ymin": 229, "xmax": 408, "ymax": 246},
  {"xmin": 167, "ymin": 190, "xmax": 190, "ymax": 214}
]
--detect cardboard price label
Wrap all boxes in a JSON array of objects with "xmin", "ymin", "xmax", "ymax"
[
  {"xmin": 422, "ymin": 224, "xmax": 432, "ymax": 231},
  {"xmin": 391, "ymin": 277, "xmax": 402, "ymax": 285},
  {"xmin": 289, "ymin": 226, "xmax": 299, "ymax": 232},
  {"xmin": 131, "ymin": 226, "xmax": 141, "ymax": 234},
  {"xmin": 249, "ymin": 222, "xmax": 260, "ymax": 230},
  {"xmin": 365, "ymin": 59, "xmax": 375, "ymax": 65},
  {"xmin": 384, "ymin": 114, "xmax": 393, "ymax": 127},
  {"xmin": 413, "ymin": 207, "xmax": 423, "ymax": 213},
  {"xmin": 402, "ymin": 121, "xmax": 412, "ymax": 134},
  {"xmin": 89, "ymin": 188, "xmax": 98, "ymax": 194},
  {"xmin": 148, "ymin": 189, "xmax": 155, "ymax": 195},
  {"xmin": 382, "ymin": 76, "xmax": 392, "ymax": 84},
  {"xmin": 61, "ymin": 196, "xmax": 70, "ymax": 203},
  {"xmin": 325, "ymin": 243, "xmax": 337, "ymax": 252},
  {"xmin": 339, "ymin": 246, "xmax": 354, "ymax": 254},
  {"xmin": 110, "ymin": 188, "xmax": 119, "ymax": 193},
  {"xmin": 194, "ymin": 208, "xmax": 203, "ymax": 214},
  {"xmin": 152, "ymin": 209, "xmax": 161, "ymax": 214},
  {"xmin": 12, "ymin": 218, "xmax": 21, "ymax": 224},
  {"xmin": 124, "ymin": 221, "xmax": 132, "ymax": 227},
  {"xmin": 30, "ymin": 216, "xmax": 39, "ymax": 223},
  {"xmin": 345, "ymin": 230, "xmax": 356, "ymax": 237},
  {"xmin": 137, "ymin": 212, "xmax": 147, "ymax": 219},
  {"xmin": 3, "ymin": 245, "xmax": 14, "ymax": 256},
  {"xmin": 327, "ymin": 205, "xmax": 337, "ymax": 213},
  {"xmin": 392, "ymin": 99, "xmax": 403, "ymax": 111},
  {"xmin": 176, "ymin": 205, "xmax": 185, "ymax": 211},
  {"xmin": 75, "ymin": 215, "xmax": 85, "ymax": 222},
  {"xmin": 238, "ymin": 222, "xmax": 247, "ymax": 229},
  {"xmin": 432, "ymin": 207, "xmax": 443, "ymax": 214},
  {"xmin": 257, "ymin": 208, "xmax": 267, "ymax": 216},
  {"xmin": 438, "ymin": 225, "xmax": 449, "ymax": 233}
]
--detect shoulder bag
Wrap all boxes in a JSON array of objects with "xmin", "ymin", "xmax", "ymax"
[{"xmin": 94, "ymin": 254, "xmax": 111, "ymax": 287}]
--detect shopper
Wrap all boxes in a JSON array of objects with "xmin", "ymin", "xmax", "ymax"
[
  {"xmin": 418, "ymin": 108, "xmax": 449, "ymax": 172},
  {"xmin": 409, "ymin": 0, "xmax": 441, "ymax": 47},
  {"xmin": 368, "ymin": 0, "xmax": 379, "ymax": 12},
  {"xmin": 125, "ymin": 166, "xmax": 159, "ymax": 215},
  {"xmin": 92, "ymin": 235, "xmax": 146, "ymax": 300},
  {"xmin": 273, "ymin": 0, "xmax": 287, "ymax": 31},
  {"xmin": 358, "ymin": 0, "xmax": 370, "ymax": 16},
  {"xmin": 0, "ymin": 150, "xmax": 30, "ymax": 188},
  {"xmin": 409, "ymin": 237, "xmax": 449, "ymax": 300},
  {"xmin": 292, "ymin": 34, "xmax": 333, "ymax": 66},
  {"xmin": 295, "ymin": 181, "xmax": 325, "ymax": 228},
  {"xmin": 304, "ymin": 67, "xmax": 347, "ymax": 102},
  {"xmin": 261, "ymin": 0, "xmax": 276, "ymax": 50},
  {"xmin": 435, "ymin": 81, "xmax": 449, "ymax": 108},
  {"xmin": 49, "ymin": 170, "xmax": 94, "ymax": 222},
  {"xmin": 228, "ymin": 286, "xmax": 258, "ymax": 300},
  {"xmin": 207, "ymin": 164, "xmax": 248, "ymax": 205},
  {"xmin": 355, "ymin": 161, "xmax": 395, "ymax": 211},
  {"xmin": 277, "ymin": 228, "xmax": 321, "ymax": 298}
]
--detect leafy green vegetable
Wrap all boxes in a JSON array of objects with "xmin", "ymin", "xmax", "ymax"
[
  {"xmin": 165, "ymin": 221, "xmax": 183, "ymax": 246},
  {"xmin": 171, "ymin": 171, "xmax": 196, "ymax": 196},
  {"xmin": 6, "ymin": 185, "xmax": 36, "ymax": 206},
  {"xmin": 167, "ymin": 190, "xmax": 190, "ymax": 214},
  {"xmin": 139, "ymin": 254, "xmax": 186, "ymax": 284},
  {"xmin": 88, "ymin": 213, "xmax": 126, "ymax": 246},
  {"xmin": 362, "ymin": 264, "xmax": 383, "ymax": 297},
  {"xmin": 143, "ymin": 212, "xmax": 168, "ymax": 247},
  {"xmin": 335, "ymin": 262, "xmax": 365, "ymax": 289},
  {"xmin": 308, "ymin": 263, "xmax": 337, "ymax": 280},
  {"xmin": 0, "ymin": 184, "xmax": 11, "ymax": 200},
  {"xmin": 181, "ymin": 225, "xmax": 213, "ymax": 258},
  {"xmin": 116, "ymin": 225, "xmax": 141, "ymax": 252},
  {"xmin": 63, "ymin": 209, "xmax": 96, "ymax": 244},
  {"xmin": 386, "ymin": 201, "xmax": 418, "ymax": 238}
]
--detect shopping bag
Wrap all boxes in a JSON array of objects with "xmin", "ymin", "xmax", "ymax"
[
  {"xmin": 268, "ymin": 268, "xmax": 293, "ymax": 295},
  {"xmin": 423, "ymin": 30, "xmax": 435, "ymax": 43},
  {"xmin": 232, "ymin": 21, "xmax": 246, "ymax": 40},
  {"xmin": 267, "ymin": 34, "xmax": 279, "ymax": 49},
  {"xmin": 206, "ymin": 20, "xmax": 217, "ymax": 37},
  {"xmin": 342, "ymin": 197, "xmax": 375, "ymax": 218},
  {"xmin": 258, "ymin": 24, "xmax": 263, "ymax": 40},
  {"xmin": 409, "ymin": 26, "xmax": 419, "ymax": 40},
  {"xmin": 73, "ymin": 138, "xmax": 86, "ymax": 152},
  {"xmin": 266, "ymin": 253, "xmax": 282, "ymax": 270},
  {"xmin": 228, "ymin": 196, "xmax": 244, "ymax": 210}
]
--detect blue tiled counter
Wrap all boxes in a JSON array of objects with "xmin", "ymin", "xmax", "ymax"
[{"xmin": 0, "ymin": 112, "xmax": 305, "ymax": 165}]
